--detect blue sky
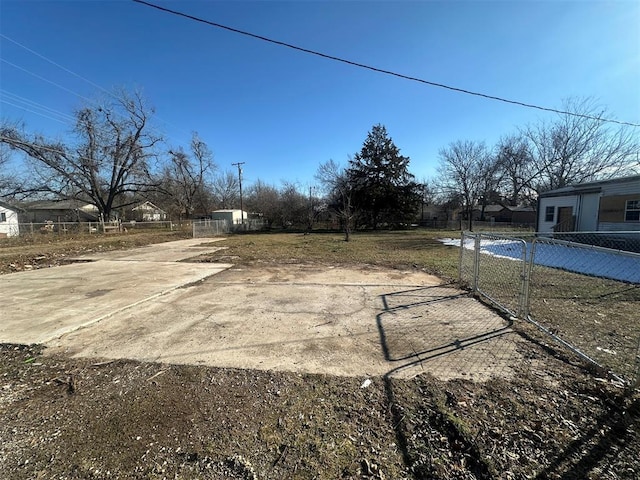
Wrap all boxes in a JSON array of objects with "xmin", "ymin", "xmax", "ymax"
[{"xmin": 1, "ymin": 0, "xmax": 639, "ymax": 189}]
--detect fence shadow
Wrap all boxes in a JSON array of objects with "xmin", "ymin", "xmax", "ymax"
[
  {"xmin": 377, "ymin": 283, "xmax": 517, "ymax": 474},
  {"xmin": 377, "ymin": 283, "xmax": 640, "ymax": 478},
  {"xmin": 376, "ymin": 284, "xmax": 515, "ymax": 370},
  {"xmin": 535, "ymin": 394, "xmax": 640, "ymax": 479}
]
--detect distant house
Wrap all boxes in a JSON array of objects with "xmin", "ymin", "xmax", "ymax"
[
  {"xmin": 511, "ymin": 205, "xmax": 536, "ymax": 225},
  {"xmin": 473, "ymin": 204, "xmax": 536, "ymax": 226},
  {"xmin": 537, "ymin": 175, "xmax": 640, "ymax": 233},
  {"xmin": 131, "ymin": 201, "xmax": 167, "ymax": 221},
  {"xmin": 417, "ymin": 203, "xmax": 448, "ymax": 226},
  {"xmin": 21, "ymin": 199, "xmax": 99, "ymax": 223},
  {"xmin": 211, "ymin": 209, "xmax": 248, "ymax": 225},
  {"xmin": 0, "ymin": 200, "xmax": 20, "ymax": 238},
  {"xmin": 482, "ymin": 204, "xmax": 513, "ymax": 223}
]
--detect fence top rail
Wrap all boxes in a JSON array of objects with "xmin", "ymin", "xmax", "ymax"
[
  {"xmin": 533, "ymin": 236, "xmax": 640, "ymax": 259},
  {"xmin": 466, "ymin": 230, "xmax": 640, "ymax": 236}
]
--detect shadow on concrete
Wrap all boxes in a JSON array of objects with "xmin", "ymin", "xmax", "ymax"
[
  {"xmin": 377, "ymin": 283, "xmax": 516, "ymax": 477},
  {"xmin": 376, "ymin": 284, "xmax": 514, "ymax": 368}
]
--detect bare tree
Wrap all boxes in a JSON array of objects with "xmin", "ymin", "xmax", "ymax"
[
  {"xmin": 316, "ymin": 159, "xmax": 355, "ymax": 241},
  {"xmin": 437, "ymin": 140, "xmax": 493, "ymax": 231},
  {"xmin": 160, "ymin": 133, "xmax": 216, "ymax": 219},
  {"xmin": 477, "ymin": 151, "xmax": 505, "ymax": 218},
  {"xmin": 522, "ymin": 97, "xmax": 639, "ymax": 193},
  {"xmin": 0, "ymin": 90, "xmax": 161, "ymax": 220},
  {"xmin": 211, "ymin": 170, "xmax": 239, "ymax": 209},
  {"xmin": 494, "ymin": 134, "xmax": 538, "ymax": 206},
  {"xmin": 278, "ymin": 181, "xmax": 307, "ymax": 228},
  {"xmin": 245, "ymin": 180, "xmax": 280, "ymax": 229},
  {"xmin": 0, "ymin": 143, "xmax": 16, "ymax": 197}
]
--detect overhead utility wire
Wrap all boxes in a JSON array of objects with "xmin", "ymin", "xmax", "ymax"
[
  {"xmin": 132, "ymin": 0, "xmax": 640, "ymax": 128},
  {"xmin": 1, "ymin": 89, "xmax": 76, "ymax": 122},
  {"xmin": 0, "ymin": 33, "xmax": 193, "ymax": 140},
  {"xmin": 0, "ymin": 99, "xmax": 70, "ymax": 125},
  {"xmin": 0, "ymin": 34, "xmax": 114, "ymax": 99},
  {"xmin": 1, "ymin": 58, "xmax": 94, "ymax": 104}
]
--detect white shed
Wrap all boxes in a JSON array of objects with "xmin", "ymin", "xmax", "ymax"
[
  {"xmin": 0, "ymin": 200, "xmax": 20, "ymax": 238},
  {"xmin": 210, "ymin": 209, "xmax": 248, "ymax": 225}
]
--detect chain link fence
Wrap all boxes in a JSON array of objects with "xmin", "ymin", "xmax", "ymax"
[
  {"xmin": 192, "ymin": 219, "xmax": 229, "ymax": 238},
  {"xmin": 459, "ymin": 231, "xmax": 640, "ymax": 385},
  {"xmin": 1, "ymin": 220, "xmax": 176, "ymax": 238}
]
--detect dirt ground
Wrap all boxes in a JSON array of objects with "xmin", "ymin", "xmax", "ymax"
[
  {"xmin": 1, "ymin": 335, "xmax": 638, "ymax": 480},
  {"xmin": 1, "ymin": 235, "xmax": 639, "ymax": 479}
]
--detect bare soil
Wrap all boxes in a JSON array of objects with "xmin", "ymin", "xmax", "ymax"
[{"xmin": 1, "ymin": 336, "xmax": 638, "ymax": 479}]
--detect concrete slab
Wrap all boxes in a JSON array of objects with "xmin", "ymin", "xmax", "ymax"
[
  {"xmin": 2, "ymin": 238, "xmax": 524, "ymax": 381},
  {"xmin": 0, "ymin": 238, "xmax": 232, "ymax": 344},
  {"xmin": 46, "ymin": 264, "xmax": 525, "ymax": 381},
  {"xmin": 72, "ymin": 238, "xmax": 227, "ymax": 262}
]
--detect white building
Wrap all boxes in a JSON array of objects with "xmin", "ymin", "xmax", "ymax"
[
  {"xmin": 0, "ymin": 200, "xmax": 20, "ymax": 237},
  {"xmin": 537, "ymin": 175, "xmax": 640, "ymax": 233},
  {"xmin": 132, "ymin": 201, "xmax": 167, "ymax": 221},
  {"xmin": 211, "ymin": 209, "xmax": 248, "ymax": 225}
]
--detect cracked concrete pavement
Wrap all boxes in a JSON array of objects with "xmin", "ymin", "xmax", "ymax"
[{"xmin": 2, "ymin": 238, "xmax": 525, "ymax": 380}]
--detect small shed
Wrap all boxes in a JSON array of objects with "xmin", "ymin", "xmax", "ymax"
[
  {"xmin": 537, "ymin": 175, "xmax": 640, "ymax": 233},
  {"xmin": 0, "ymin": 200, "xmax": 20, "ymax": 237},
  {"xmin": 211, "ymin": 209, "xmax": 248, "ymax": 225}
]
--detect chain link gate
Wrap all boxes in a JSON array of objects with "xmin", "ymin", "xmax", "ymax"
[{"xmin": 459, "ymin": 231, "xmax": 640, "ymax": 387}]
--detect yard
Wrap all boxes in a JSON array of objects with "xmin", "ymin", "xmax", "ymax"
[{"xmin": 0, "ymin": 229, "xmax": 638, "ymax": 479}]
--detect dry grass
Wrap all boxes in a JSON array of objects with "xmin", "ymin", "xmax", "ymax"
[
  {"xmin": 461, "ymin": 246, "xmax": 640, "ymax": 382},
  {"xmin": 203, "ymin": 230, "xmax": 462, "ymax": 281},
  {"xmin": 2, "ymin": 229, "xmax": 639, "ymax": 478}
]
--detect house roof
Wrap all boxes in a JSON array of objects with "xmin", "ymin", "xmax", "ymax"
[
  {"xmin": 132, "ymin": 201, "xmax": 165, "ymax": 212},
  {"xmin": 483, "ymin": 204, "xmax": 510, "ymax": 213},
  {"xmin": 539, "ymin": 175, "xmax": 640, "ymax": 198},
  {"xmin": 23, "ymin": 199, "xmax": 97, "ymax": 211},
  {"xmin": 0, "ymin": 199, "xmax": 23, "ymax": 212},
  {"xmin": 511, "ymin": 205, "xmax": 535, "ymax": 212}
]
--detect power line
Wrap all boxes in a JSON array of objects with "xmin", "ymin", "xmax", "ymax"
[
  {"xmin": 0, "ymin": 33, "xmax": 193, "ymax": 140},
  {"xmin": 0, "ymin": 34, "xmax": 114, "ymax": 99},
  {"xmin": 1, "ymin": 58, "xmax": 94, "ymax": 104},
  {"xmin": 132, "ymin": 0, "xmax": 640, "ymax": 128},
  {"xmin": 0, "ymin": 99, "xmax": 70, "ymax": 125},
  {"xmin": 1, "ymin": 89, "xmax": 76, "ymax": 123}
]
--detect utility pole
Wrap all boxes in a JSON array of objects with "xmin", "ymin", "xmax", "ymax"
[
  {"xmin": 232, "ymin": 162, "xmax": 245, "ymax": 225},
  {"xmin": 308, "ymin": 185, "xmax": 314, "ymax": 231}
]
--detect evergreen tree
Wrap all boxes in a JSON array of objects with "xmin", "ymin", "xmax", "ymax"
[{"xmin": 347, "ymin": 124, "xmax": 421, "ymax": 228}]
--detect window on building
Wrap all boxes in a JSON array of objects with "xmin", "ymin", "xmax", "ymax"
[
  {"xmin": 625, "ymin": 200, "xmax": 640, "ymax": 222},
  {"xmin": 0, "ymin": 212, "xmax": 6, "ymax": 222},
  {"xmin": 544, "ymin": 206, "xmax": 554, "ymax": 222}
]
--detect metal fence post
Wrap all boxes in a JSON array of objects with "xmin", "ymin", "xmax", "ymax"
[
  {"xmin": 473, "ymin": 234, "xmax": 481, "ymax": 293},
  {"xmin": 634, "ymin": 339, "xmax": 640, "ymax": 389},
  {"xmin": 458, "ymin": 231, "xmax": 465, "ymax": 285},
  {"xmin": 520, "ymin": 239, "xmax": 533, "ymax": 319}
]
